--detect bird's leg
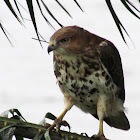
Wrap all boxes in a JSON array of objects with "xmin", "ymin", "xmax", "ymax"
[
  {"xmin": 47, "ymin": 108, "xmax": 70, "ymax": 131},
  {"xmin": 47, "ymin": 96, "xmax": 74, "ymax": 132},
  {"xmin": 91, "ymin": 96, "xmax": 108, "ymax": 140},
  {"xmin": 97, "ymin": 95, "xmax": 106, "ymax": 136},
  {"xmin": 98, "ymin": 119, "xmax": 104, "ymax": 135}
]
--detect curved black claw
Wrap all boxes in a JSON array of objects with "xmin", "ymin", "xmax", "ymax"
[
  {"xmin": 60, "ymin": 120, "xmax": 71, "ymax": 131},
  {"xmin": 47, "ymin": 118, "xmax": 71, "ymax": 132}
]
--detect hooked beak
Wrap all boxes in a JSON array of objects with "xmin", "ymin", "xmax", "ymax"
[
  {"xmin": 48, "ymin": 41, "xmax": 55, "ymax": 54},
  {"xmin": 48, "ymin": 45, "xmax": 55, "ymax": 54}
]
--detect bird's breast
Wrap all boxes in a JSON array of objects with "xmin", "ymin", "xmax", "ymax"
[{"xmin": 54, "ymin": 54, "xmax": 117, "ymax": 114}]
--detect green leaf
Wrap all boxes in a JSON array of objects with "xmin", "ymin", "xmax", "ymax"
[
  {"xmin": 1, "ymin": 108, "xmax": 26, "ymax": 122},
  {"xmin": 126, "ymin": 0, "xmax": 140, "ymax": 13},
  {"xmin": 13, "ymin": 0, "xmax": 24, "ymax": 21},
  {"xmin": 44, "ymin": 131, "xmax": 51, "ymax": 140},
  {"xmin": 105, "ymin": 0, "xmax": 130, "ymax": 44},
  {"xmin": 45, "ymin": 112, "xmax": 57, "ymax": 121},
  {"xmin": 4, "ymin": 0, "xmax": 22, "ymax": 24},
  {"xmin": 9, "ymin": 109, "xmax": 26, "ymax": 121},
  {"xmin": 41, "ymin": 0, "xmax": 63, "ymax": 27},
  {"xmin": 36, "ymin": 0, "xmax": 55, "ymax": 29},
  {"xmin": 0, "ymin": 127, "xmax": 16, "ymax": 140},
  {"xmin": 121, "ymin": 0, "xmax": 140, "ymax": 19},
  {"xmin": 0, "ymin": 23, "xmax": 13, "ymax": 46},
  {"xmin": 0, "ymin": 123, "xmax": 16, "ymax": 133},
  {"xmin": 55, "ymin": 0, "xmax": 72, "ymax": 18},
  {"xmin": 74, "ymin": 0, "xmax": 84, "ymax": 12},
  {"xmin": 26, "ymin": 0, "xmax": 42, "ymax": 47},
  {"xmin": 33, "ymin": 133, "xmax": 44, "ymax": 140}
]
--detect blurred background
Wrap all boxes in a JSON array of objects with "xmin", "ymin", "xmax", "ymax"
[{"xmin": 0, "ymin": 0, "xmax": 140, "ymax": 139}]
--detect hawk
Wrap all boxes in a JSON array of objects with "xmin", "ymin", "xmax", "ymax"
[{"xmin": 47, "ymin": 26, "xmax": 130, "ymax": 139}]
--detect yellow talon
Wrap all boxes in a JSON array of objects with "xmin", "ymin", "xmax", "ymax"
[{"xmin": 47, "ymin": 108, "xmax": 69, "ymax": 132}]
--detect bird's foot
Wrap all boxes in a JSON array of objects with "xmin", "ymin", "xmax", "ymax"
[
  {"xmin": 90, "ymin": 134, "xmax": 109, "ymax": 140},
  {"xmin": 47, "ymin": 118, "xmax": 70, "ymax": 132}
]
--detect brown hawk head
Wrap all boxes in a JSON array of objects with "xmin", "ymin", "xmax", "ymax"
[{"xmin": 48, "ymin": 26, "xmax": 104, "ymax": 56}]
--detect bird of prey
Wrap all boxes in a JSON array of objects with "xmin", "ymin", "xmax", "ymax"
[{"xmin": 47, "ymin": 26, "xmax": 130, "ymax": 139}]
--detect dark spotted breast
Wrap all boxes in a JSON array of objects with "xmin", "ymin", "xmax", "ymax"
[{"xmin": 53, "ymin": 53, "xmax": 117, "ymax": 114}]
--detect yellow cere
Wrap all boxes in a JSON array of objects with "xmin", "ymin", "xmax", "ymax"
[{"xmin": 50, "ymin": 41, "xmax": 54, "ymax": 46}]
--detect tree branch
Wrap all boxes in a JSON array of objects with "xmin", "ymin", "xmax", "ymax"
[{"xmin": 0, "ymin": 117, "xmax": 91, "ymax": 140}]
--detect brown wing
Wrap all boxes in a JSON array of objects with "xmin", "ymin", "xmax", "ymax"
[
  {"xmin": 98, "ymin": 40, "xmax": 125, "ymax": 102},
  {"xmin": 90, "ymin": 41, "xmax": 129, "ymax": 130}
]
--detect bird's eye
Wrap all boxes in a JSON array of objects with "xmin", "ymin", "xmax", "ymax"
[{"xmin": 59, "ymin": 38, "xmax": 70, "ymax": 43}]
